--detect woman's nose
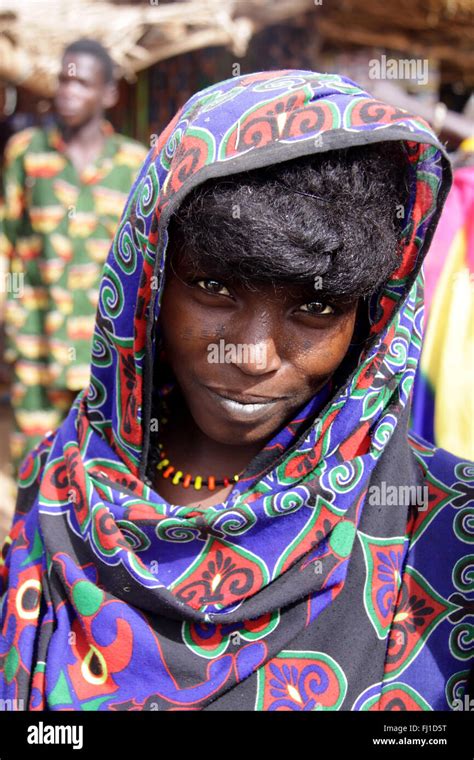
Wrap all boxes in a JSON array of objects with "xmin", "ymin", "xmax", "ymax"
[{"xmin": 231, "ymin": 318, "xmax": 282, "ymax": 375}]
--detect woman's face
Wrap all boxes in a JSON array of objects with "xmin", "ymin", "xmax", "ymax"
[{"xmin": 158, "ymin": 250, "xmax": 358, "ymax": 446}]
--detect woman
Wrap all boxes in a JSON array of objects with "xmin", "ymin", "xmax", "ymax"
[{"xmin": 0, "ymin": 70, "xmax": 472, "ymax": 711}]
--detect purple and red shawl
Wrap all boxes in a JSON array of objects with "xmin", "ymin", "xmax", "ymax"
[{"xmin": 1, "ymin": 70, "xmax": 473, "ymax": 711}]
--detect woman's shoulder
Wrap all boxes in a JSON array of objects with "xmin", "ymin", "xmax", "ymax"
[
  {"xmin": 404, "ymin": 430, "xmax": 472, "ymax": 569},
  {"xmin": 14, "ymin": 435, "xmax": 56, "ymax": 521},
  {"xmin": 387, "ymin": 432, "xmax": 473, "ymax": 704},
  {"xmin": 407, "ymin": 430, "xmax": 473, "ymax": 496},
  {"xmin": 404, "ymin": 430, "xmax": 472, "ymax": 566},
  {"xmin": 0, "ymin": 434, "xmax": 55, "ymax": 611}
]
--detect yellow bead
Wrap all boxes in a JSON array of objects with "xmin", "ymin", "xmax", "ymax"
[
  {"xmin": 157, "ymin": 459, "xmax": 170, "ymax": 471},
  {"xmin": 234, "ymin": 475, "xmax": 239, "ymax": 481},
  {"xmin": 194, "ymin": 476, "xmax": 202, "ymax": 490},
  {"xmin": 172, "ymin": 470, "xmax": 183, "ymax": 485}
]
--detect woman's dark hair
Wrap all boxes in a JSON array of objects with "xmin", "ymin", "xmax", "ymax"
[{"xmin": 167, "ymin": 141, "xmax": 410, "ymax": 300}]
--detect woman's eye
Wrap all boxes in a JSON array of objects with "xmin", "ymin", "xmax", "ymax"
[
  {"xmin": 196, "ymin": 279, "xmax": 231, "ymax": 297},
  {"xmin": 299, "ymin": 301, "xmax": 335, "ymax": 315}
]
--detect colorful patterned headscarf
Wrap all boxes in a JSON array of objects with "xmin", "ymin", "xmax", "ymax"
[{"xmin": 1, "ymin": 71, "xmax": 473, "ymax": 711}]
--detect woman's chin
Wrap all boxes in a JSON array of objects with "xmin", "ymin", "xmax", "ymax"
[{"xmin": 189, "ymin": 411, "xmax": 280, "ymax": 447}]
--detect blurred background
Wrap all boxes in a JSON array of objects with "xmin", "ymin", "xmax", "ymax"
[{"xmin": 0, "ymin": 0, "xmax": 473, "ymax": 544}]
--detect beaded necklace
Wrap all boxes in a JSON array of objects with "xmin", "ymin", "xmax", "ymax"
[
  {"xmin": 154, "ymin": 402, "xmax": 243, "ymax": 492},
  {"xmin": 156, "ymin": 442, "xmax": 241, "ymax": 491}
]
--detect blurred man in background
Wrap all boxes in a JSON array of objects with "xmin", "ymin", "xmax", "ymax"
[{"xmin": 1, "ymin": 38, "xmax": 147, "ymax": 473}]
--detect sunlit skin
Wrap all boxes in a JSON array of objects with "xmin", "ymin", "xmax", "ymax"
[
  {"xmin": 54, "ymin": 53, "xmax": 118, "ymax": 172},
  {"xmin": 154, "ymin": 250, "xmax": 358, "ymax": 509}
]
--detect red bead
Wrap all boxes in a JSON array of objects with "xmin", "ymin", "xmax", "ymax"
[
  {"xmin": 162, "ymin": 466, "xmax": 175, "ymax": 478},
  {"xmin": 183, "ymin": 474, "xmax": 192, "ymax": 488},
  {"xmin": 208, "ymin": 476, "xmax": 216, "ymax": 491},
  {"xmin": 223, "ymin": 477, "xmax": 230, "ymax": 487}
]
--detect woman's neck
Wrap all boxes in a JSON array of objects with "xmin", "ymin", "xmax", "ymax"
[
  {"xmin": 147, "ymin": 387, "xmax": 264, "ymax": 509},
  {"xmin": 160, "ymin": 388, "xmax": 262, "ymax": 478}
]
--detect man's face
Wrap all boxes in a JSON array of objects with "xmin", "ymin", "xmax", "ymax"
[
  {"xmin": 158, "ymin": 251, "xmax": 359, "ymax": 447},
  {"xmin": 55, "ymin": 53, "xmax": 116, "ymax": 128}
]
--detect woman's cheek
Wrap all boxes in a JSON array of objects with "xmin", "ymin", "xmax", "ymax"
[
  {"xmin": 291, "ymin": 317, "xmax": 357, "ymax": 375},
  {"xmin": 164, "ymin": 310, "xmax": 228, "ymax": 366}
]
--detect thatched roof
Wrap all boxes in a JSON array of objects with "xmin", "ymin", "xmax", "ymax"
[
  {"xmin": 319, "ymin": 0, "xmax": 474, "ymax": 86},
  {"xmin": 0, "ymin": 0, "xmax": 473, "ymax": 96},
  {"xmin": 0, "ymin": 0, "xmax": 314, "ymax": 96}
]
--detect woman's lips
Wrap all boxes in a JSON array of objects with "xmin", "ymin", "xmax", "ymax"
[{"xmin": 203, "ymin": 385, "xmax": 285, "ymax": 421}]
